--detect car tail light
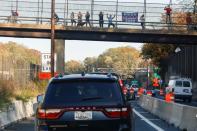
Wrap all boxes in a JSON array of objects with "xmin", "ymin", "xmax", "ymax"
[
  {"xmin": 147, "ymin": 91, "xmax": 152, "ymax": 96},
  {"xmin": 37, "ymin": 109, "xmax": 63, "ymax": 119},
  {"xmin": 130, "ymin": 88, "xmax": 134, "ymax": 93},
  {"xmin": 104, "ymin": 107, "xmax": 130, "ymax": 118},
  {"xmin": 119, "ymin": 79, "xmax": 123, "ymax": 87}
]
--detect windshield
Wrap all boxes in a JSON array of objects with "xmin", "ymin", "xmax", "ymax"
[{"xmin": 44, "ymin": 80, "xmax": 122, "ymax": 107}]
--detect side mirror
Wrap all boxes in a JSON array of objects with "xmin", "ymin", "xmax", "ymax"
[{"xmin": 37, "ymin": 94, "xmax": 44, "ymax": 103}]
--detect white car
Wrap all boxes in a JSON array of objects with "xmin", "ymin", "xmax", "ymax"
[{"xmin": 167, "ymin": 78, "xmax": 192, "ymax": 102}]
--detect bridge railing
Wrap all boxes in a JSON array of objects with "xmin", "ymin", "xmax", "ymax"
[{"xmin": 0, "ymin": 0, "xmax": 196, "ymax": 30}]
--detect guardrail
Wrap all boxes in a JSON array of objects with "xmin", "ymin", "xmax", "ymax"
[
  {"xmin": 0, "ymin": 98, "xmax": 36, "ymax": 129},
  {"xmin": 138, "ymin": 95, "xmax": 197, "ymax": 131},
  {"xmin": 0, "ymin": 0, "xmax": 196, "ymax": 31}
]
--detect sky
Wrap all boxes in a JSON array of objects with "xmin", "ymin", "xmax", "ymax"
[
  {"xmin": 0, "ymin": 0, "xmax": 174, "ymax": 62},
  {"xmin": 0, "ymin": 37, "xmax": 142, "ymax": 62}
]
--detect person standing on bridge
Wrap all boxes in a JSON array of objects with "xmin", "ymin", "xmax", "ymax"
[
  {"xmin": 186, "ymin": 12, "xmax": 192, "ymax": 31},
  {"xmin": 99, "ymin": 12, "xmax": 104, "ymax": 28},
  {"xmin": 107, "ymin": 14, "xmax": 115, "ymax": 28},
  {"xmin": 85, "ymin": 11, "xmax": 91, "ymax": 27},
  {"xmin": 140, "ymin": 14, "xmax": 145, "ymax": 30},
  {"xmin": 70, "ymin": 12, "xmax": 76, "ymax": 26},
  {"xmin": 77, "ymin": 11, "xmax": 83, "ymax": 27},
  {"xmin": 164, "ymin": 5, "xmax": 172, "ymax": 24}
]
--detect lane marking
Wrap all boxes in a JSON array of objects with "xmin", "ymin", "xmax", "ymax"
[
  {"xmin": 138, "ymin": 111, "xmax": 149, "ymax": 114},
  {"xmin": 142, "ymin": 119, "xmax": 160, "ymax": 121},
  {"xmin": 133, "ymin": 109, "xmax": 164, "ymax": 131}
]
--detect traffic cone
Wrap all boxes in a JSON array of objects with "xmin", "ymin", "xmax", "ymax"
[{"xmin": 165, "ymin": 93, "xmax": 174, "ymax": 103}]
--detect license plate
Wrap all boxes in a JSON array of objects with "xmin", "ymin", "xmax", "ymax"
[{"xmin": 74, "ymin": 111, "xmax": 92, "ymax": 120}]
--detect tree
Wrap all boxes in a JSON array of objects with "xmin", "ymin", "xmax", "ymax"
[
  {"xmin": 83, "ymin": 57, "xmax": 98, "ymax": 72},
  {"xmin": 141, "ymin": 43, "xmax": 175, "ymax": 65},
  {"xmin": 65, "ymin": 60, "xmax": 84, "ymax": 74},
  {"xmin": 97, "ymin": 46, "xmax": 141, "ymax": 78}
]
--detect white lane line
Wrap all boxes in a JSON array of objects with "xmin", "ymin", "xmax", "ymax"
[{"xmin": 133, "ymin": 109, "xmax": 164, "ymax": 131}]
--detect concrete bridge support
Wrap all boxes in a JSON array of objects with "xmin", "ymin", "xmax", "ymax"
[{"xmin": 54, "ymin": 39, "xmax": 65, "ymax": 74}]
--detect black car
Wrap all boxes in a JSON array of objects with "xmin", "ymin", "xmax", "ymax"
[{"xmin": 35, "ymin": 73, "xmax": 134, "ymax": 131}]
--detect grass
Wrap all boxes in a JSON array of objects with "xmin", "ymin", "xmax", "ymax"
[{"xmin": 0, "ymin": 80, "xmax": 48, "ymax": 109}]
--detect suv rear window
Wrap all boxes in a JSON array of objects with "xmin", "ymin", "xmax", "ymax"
[{"xmin": 44, "ymin": 79, "xmax": 122, "ymax": 107}]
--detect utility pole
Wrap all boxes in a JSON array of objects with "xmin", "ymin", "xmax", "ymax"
[
  {"xmin": 115, "ymin": 0, "xmax": 118, "ymax": 27},
  {"xmin": 37, "ymin": 0, "xmax": 40, "ymax": 24},
  {"xmin": 194, "ymin": 0, "xmax": 197, "ymax": 14},
  {"xmin": 91, "ymin": 0, "xmax": 94, "ymax": 25},
  {"xmin": 51, "ymin": 0, "xmax": 55, "ymax": 77},
  {"xmin": 144, "ymin": 0, "xmax": 146, "ymax": 18}
]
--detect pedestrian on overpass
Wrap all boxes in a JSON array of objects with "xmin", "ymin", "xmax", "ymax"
[
  {"xmin": 186, "ymin": 12, "xmax": 192, "ymax": 31},
  {"xmin": 70, "ymin": 12, "xmax": 76, "ymax": 26},
  {"xmin": 85, "ymin": 11, "xmax": 91, "ymax": 27},
  {"xmin": 99, "ymin": 12, "xmax": 104, "ymax": 28},
  {"xmin": 140, "ymin": 14, "xmax": 145, "ymax": 30},
  {"xmin": 107, "ymin": 14, "xmax": 115, "ymax": 28},
  {"xmin": 77, "ymin": 11, "xmax": 83, "ymax": 27},
  {"xmin": 164, "ymin": 5, "xmax": 172, "ymax": 24},
  {"xmin": 54, "ymin": 13, "xmax": 59, "ymax": 24}
]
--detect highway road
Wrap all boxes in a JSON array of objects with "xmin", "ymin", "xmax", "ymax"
[{"xmin": 3, "ymin": 101, "xmax": 180, "ymax": 131}]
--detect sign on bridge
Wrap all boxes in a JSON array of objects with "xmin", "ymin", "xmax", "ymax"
[{"xmin": 122, "ymin": 12, "xmax": 138, "ymax": 23}]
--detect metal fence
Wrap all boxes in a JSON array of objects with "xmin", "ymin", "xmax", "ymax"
[
  {"xmin": 0, "ymin": 0, "xmax": 196, "ymax": 29},
  {"xmin": 164, "ymin": 45, "xmax": 197, "ymax": 100},
  {"xmin": 0, "ymin": 55, "xmax": 40, "ymax": 86}
]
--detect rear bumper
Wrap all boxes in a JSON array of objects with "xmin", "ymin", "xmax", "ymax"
[
  {"xmin": 174, "ymin": 94, "xmax": 192, "ymax": 99},
  {"xmin": 37, "ymin": 119, "xmax": 131, "ymax": 131}
]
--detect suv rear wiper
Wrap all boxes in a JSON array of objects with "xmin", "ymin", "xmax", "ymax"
[{"xmin": 81, "ymin": 96, "xmax": 104, "ymax": 101}]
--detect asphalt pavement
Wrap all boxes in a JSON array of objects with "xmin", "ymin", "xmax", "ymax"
[{"xmin": 3, "ymin": 101, "xmax": 180, "ymax": 131}]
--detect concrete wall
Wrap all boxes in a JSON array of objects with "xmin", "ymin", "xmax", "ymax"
[
  {"xmin": 0, "ymin": 98, "xmax": 36, "ymax": 129},
  {"xmin": 138, "ymin": 95, "xmax": 197, "ymax": 131}
]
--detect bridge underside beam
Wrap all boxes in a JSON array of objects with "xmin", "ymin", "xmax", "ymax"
[{"xmin": 0, "ymin": 28, "xmax": 196, "ymax": 44}]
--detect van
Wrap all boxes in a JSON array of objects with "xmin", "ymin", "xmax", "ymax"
[{"xmin": 167, "ymin": 78, "xmax": 192, "ymax": 102}]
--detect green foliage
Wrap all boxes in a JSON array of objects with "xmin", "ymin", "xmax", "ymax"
[
  {"xmin": 65, "ymin": 60, "xmax": 85, "ymax": 74},
  {"xmin": 83, "ymin": 46, "xmax": 142, "ymax": 78},
  {"xmin": 15, "ymin": 80, "xmax": 48, "ymax": 102},
  {"xmin": 141, "ymin": 43, "xmax": 175, "ymax": 65},
  {"xmin": 0, "ymin": 41, "xmax": 42, "ymax": 108},
  {"xmin": 0, "ymin": 41, "xmax": 41, "ymax": 64},
  {"xmin": 0, "ymin": 80, "xmax": 16, "ymax": 108}
]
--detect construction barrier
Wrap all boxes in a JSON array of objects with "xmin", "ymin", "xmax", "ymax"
[
  {"xmin": 0, "ymin": 98, "xmax": 36, "ymax": 129},
  {"xmin": 138, "ymin": 95, "xmax": 197, "ymax": 131}
]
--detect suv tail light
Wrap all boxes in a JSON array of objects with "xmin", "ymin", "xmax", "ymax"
[
  {"xmin": 104, "ymin": 107, "xmax": 130, "ymax": 118},
  {"xmin": 37, "ymin": 109, "xmax": 63, "ymax": 119}
]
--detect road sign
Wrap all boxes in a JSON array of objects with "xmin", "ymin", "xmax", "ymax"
[{"xmin": 41, "ymin": 53, "xmax": 56, "ymax": 72}]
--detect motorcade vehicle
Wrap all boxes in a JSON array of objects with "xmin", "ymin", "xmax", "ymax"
[
  {"xmin": 166, "ymin": 78, "xmax": 192, "ymax": 102},
  {"xmin": 35, "ymin": 73, "xmax": 134, "ymax": 131}
]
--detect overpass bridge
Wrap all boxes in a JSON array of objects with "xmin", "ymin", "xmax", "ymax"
[
  {"xmin": 0, "ymin": 0, "xmax": 196, "ymax": 44},
  {"xmin": 0, "ymin": 23, "xmax": 197, "ymax": 44}
]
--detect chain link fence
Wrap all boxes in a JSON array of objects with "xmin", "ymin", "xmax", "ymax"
[{"xmin": 0, "ymin": 55, "xmax": 40, "ymax": 87}]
